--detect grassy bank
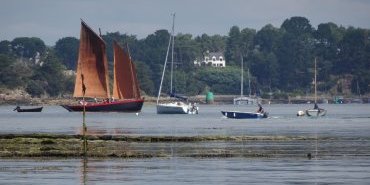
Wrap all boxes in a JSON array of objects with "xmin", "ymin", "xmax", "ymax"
[{"xmin": 1, "ymin": 134, "xmax": 369, "ymax": 159}]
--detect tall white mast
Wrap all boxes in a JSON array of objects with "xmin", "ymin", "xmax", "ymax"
[
  {"xmin": 240, "ymin": 55, "xmax": 243, "ymax": 97},
  {"xmin": 170, "ymin": 13, "xmax": 175, "ymax": 94},
  {"xmin": 156, "ymin": 13, "xmax": 175, "ymax": 104},
  {"xmin": 248, "ymin": 68, "xmax": 251, "ymax": 97},
  {"xmin": 314, "ymin": 57, "xmax": 317, "ymax": 104}
]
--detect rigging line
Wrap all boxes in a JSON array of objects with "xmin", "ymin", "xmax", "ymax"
[
  {"xmin": 170, "ymin": 13, "xmax": 175, "ymax": 94},
  {"xmin": 157, "ymin": 14, "xmax": 174, "ymax": 104}
]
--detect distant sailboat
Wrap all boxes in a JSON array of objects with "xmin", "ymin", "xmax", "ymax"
[
  {"xmin": 13, "ymin": 106, "xmax": 43, "ymax": 112},
  {"xmin": 305, "ymin": 58, "xmax": 327, "ymax": 117},
  {"xmin": 156, "ymin": 13, "xmax": 198, "ymax": 114},
  {"xmin": 221, "ymin": 103, "xmax": 268, "ymax": 119},
  {"xmin": 233, "ymin": 56, "xmax": 259, "ymax": 105},
  {"xmin": 61, "ymin": 20, "xmax": 144, "ymax": 112}
]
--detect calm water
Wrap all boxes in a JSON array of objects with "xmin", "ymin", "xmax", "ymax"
[{"xmin": 1, "ymin": 104, "xmax": 370, "ymax": 184}]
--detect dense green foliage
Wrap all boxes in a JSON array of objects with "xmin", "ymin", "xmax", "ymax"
[{"xmin": 1, "ymin": 16, "xmax": 369, "ymax": 98}]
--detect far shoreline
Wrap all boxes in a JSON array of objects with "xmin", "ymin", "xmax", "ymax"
[{"xmin": 1, "ymin": 94, "xmax": 369, "ymax": 106}]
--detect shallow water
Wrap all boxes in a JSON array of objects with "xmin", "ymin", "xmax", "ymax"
[
  {"xmin": 1, "ymin": 103, "xmax": 370, "ymax": 184},
  {"xmin": 1, "ymin": 104, "xmax": 370, "ymax": 137}
]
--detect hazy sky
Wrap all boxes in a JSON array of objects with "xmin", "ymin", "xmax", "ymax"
[{"xmin": 1, "ymin": 0, "xmax": 370, "ymax": 45}]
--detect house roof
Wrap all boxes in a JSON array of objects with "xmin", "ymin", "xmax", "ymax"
[{"xmin": 205, "ymin": 52, "xmax": 224, "ymax": 58}]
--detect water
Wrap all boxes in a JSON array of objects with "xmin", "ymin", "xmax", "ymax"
[
  {"xmin": 1, "ymin": 104, "xmax": 369, "ymax": 137},
  {"xmin": 1, "ymin": 104, "xmax": 370, "ymax": 184},
  {"xmin": 1, "ymin": 158, "xmax": 369, "ymax": 184}
]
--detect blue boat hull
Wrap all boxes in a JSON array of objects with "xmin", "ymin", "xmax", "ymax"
[{"xmin": 221, "ymin": 111, "xmax": 268, "ymax": 119}]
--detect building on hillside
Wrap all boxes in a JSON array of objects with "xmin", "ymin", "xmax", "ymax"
[{"xmin": 194, "ymin": 51, "xmax": 226, "ymax": 67}]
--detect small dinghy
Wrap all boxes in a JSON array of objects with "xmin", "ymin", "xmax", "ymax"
[
  {"xmin": 300, "ymin": 58, "xmax": 327, "ymax": 117},
  {"xmin": 221, "ymin": 103, "xmax": 268, "ymax": 119},
  {"xmin": 221, "ymin": 111, "xmax": 268, "ymax": 119},
  {"xmin": 305, "ymin": 108, "xmax": 327, "ymax": 117},
  {"xmin": 13, "ymin": 106, "xmax": 43, "ymax": 112}
]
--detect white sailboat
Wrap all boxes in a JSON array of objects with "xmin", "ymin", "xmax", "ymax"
[
  {"xmin": 233, "ymin": 55, "xmax": 259, "ymax": 105},
  {"xmin": 305, "ymin": 58, "xmax": 327, "ymax": 117},
  {"xmin": 156, "ymin": 13, "xmax": 199, "ymax": 114}
]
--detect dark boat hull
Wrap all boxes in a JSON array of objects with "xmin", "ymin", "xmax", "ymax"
[
  {"xmin": 15, "ymin": 107, "xmax": 43, "ymax": 112},
  {"xmin": 61, "ymin": 99, "xmax": 144, "ymax": 112},
  {"xmin": 221, "ymin": 111, "xmax": 268, "ymax": 119}
]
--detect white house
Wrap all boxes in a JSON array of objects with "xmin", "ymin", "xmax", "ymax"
[{"xmin": 194, "ymin": 51, "xmax": 226, "ymax": 67}]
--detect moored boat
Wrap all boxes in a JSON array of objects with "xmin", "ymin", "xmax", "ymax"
[
  {"xmin": 13, "ymin": 106, "xmax": 43, "ymax": 112},
  {"xmin": 157, "ymin": 101, "xmax": 198, "ymax": 114},
  {"xmin": 303, "ymin": 58, "xmax": 326, "ymax": 117},
  {"xmin": 61, "ymin": 20, "xmax": 144, "ymax": 112},
  {"xmin": 221, "ymin": 111, "xmax": 268, "ymax": 119},
  {"xmin": 156, "ymin": 13, "xmax": 198, "ymax": 114},
  {"xmin": 233, "ymin": 56, "xmax": 259, "ymax": 105},
  {"xmin": 306, "ymin": 108, "xmax": 327, "ymax": 117}
]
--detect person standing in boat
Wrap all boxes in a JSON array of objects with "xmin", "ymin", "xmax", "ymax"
[
  {"xmin": 313, "ymin": 103, "xmax": 324, "ymax": 112},
  {"xmin": 314, "ymin": 103, "xmax": 319, "ymax": 109},
  {"xmin": 257, "ymin": 103, "xmax": 264, "ymax": 113}
]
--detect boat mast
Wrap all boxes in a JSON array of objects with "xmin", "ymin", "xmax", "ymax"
[
  {"xmin": 170, "ymin": 13, "xmax": 175, "ymax": 94},
  {"xmin": 156, "ymin": 13, "xmax": 174, "ymax": 104},
  {"xmin": 314, "ymin": 57, "xmax": 317, "ymax": 104},
  {"xmin": 240, "ymin": 55, "xmax": 243, "ymax": 97},
  {"xmin": 248, "ymin": 68, "xmax": 251, "ymax": 97}
]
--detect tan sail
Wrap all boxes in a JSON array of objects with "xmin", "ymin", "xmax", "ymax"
[
  {"xmin": 112, "ymin": 41, "xmax": 141, "ymax": 99},
  {"xmin": 73, "ymin": 21, "xmax": 110, "ymax": 98}
]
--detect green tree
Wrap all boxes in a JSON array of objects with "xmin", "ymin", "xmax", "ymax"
[
  {"xmin": 11, "ymin": 37, "xmax": 46, "ymax": 58},
  {"xmin": 33, "ymin": 51, "xmax": 67, "ymax": 96},
  {"xmin": 194, "ymin": 34, "xmax": 226, "ymax": 53},
  {"xmin": 26, "ymin": 80, "xmax": 45, "ymax": 97},
  {"xmin": 141, "ymin": 29, "xmax": 172, "ymax": 92},
  {"xmin": 314, "ymin": 23, "xmax": 344, "ymax": 82},
  {"xmin": 239, "ymin": 28, "xmax": 256, "ymax": 54},
  {"xmin": 0, "ymin": 40, "xmax": 12, "ymax": 55},
  {"xmin": 225, "ymin": 26, "xmax": 241, "ymax": 66},
  {"xmin": 195, "ymin": 67, "xmax": 240, "ymax": 94},
  {"xmin": 135, "ymin": 61, "xmax": 155, "ymax": 95},
  {"xmin": 278, "ymin": 16, "xmax": 314, "ymax": 91},
  {"xmin": 55, "ymin": 37, "xmax": 79, "ymax": 70},
  {"xmin": 254, "ymin": 24, "xmax": 282, "ymax": 53},
  {"xmin": 0, "ymin": 56, "xmax": 32, "ymax": 88}
]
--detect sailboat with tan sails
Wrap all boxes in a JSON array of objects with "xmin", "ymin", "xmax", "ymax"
[{"xmin": 61, "ymin": 20, "xmax": 144, "ymax": 112}]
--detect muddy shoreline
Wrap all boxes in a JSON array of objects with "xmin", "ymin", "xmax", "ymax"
[{"xmin": 1, "ymin": 134, "xmax": 369, "ymax": 159}]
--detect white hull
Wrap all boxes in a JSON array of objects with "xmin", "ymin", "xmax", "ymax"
[
  {"xmin": 306, "ymin": 109, "xmax": 327, "ymax": 117},
  {"xmin": 233, "ymin": 96, "xmax": 259, "ymax": 105},
  {"xmin": 157, "ymin": 102, "xmax": 198, "ymax": 114}
]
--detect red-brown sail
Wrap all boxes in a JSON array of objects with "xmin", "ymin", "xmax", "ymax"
[
  {"xmin": 73, "ymin": 21, "xmax": 110, "ymax": 98},
  {"xmin": 62, "ymin": 21, "xmax": 143, "ymax": 112},
  {"xmin": 112, "ymin": 41, "xmax": 141, "ymax": 99}
]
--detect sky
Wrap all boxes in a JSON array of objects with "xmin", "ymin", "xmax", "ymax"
[{"xmin": 1, "ymin": 0, "xmax": 370, "ymax": 46}]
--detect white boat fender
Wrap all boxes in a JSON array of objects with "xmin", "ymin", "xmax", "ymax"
[{"xmin": 297, "ymin": 110, "xmax": 305, "ymax": 116}]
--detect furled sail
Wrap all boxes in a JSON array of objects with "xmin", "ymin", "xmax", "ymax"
[
  {"xmin": 112, "ymin": 41, "xmax": 141, "ymax": 99},
  {"xmin": 73, "ymin": 21, "xmax": 110, "ymax": 98}
]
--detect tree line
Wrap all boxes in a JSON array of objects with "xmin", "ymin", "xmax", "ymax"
[{"xmin": 0, "ymin": 16, "xmax": 369, "ymax": 98}]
